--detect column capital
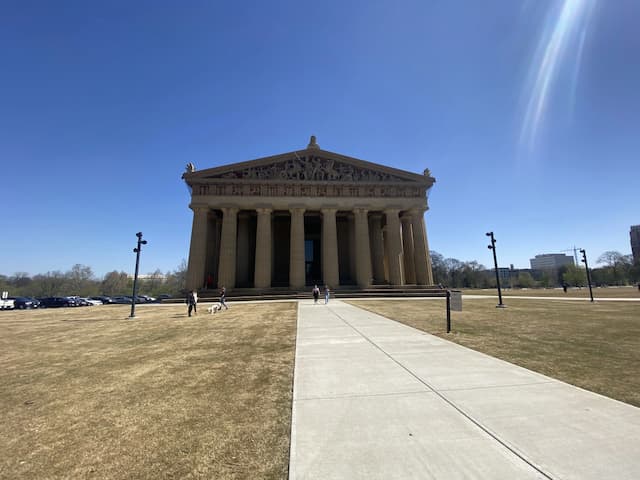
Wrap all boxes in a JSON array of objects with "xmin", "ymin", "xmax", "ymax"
[
  {"xmin": 353, "ymin": 207, "xmax": 369, "ymax": 216},
  {"xmin": 384, "ymin": 207, "xmax": 402, "ymax": 215},
  {"xmin": 189, "ymin": 204, "xmax": 210, "ymax": 213},
  {"xmin": 290, "ymin": 207, "xmax": 306, "ymax": 216},
  {"xmin": 221, "ymin": 206, "xmax": 239, "ymax": 215},
  {"xmin": 255, "ymin": 207, "xmax": 273, "ymax": 215},
  {"xmin": 409, "ymin": 207, "xmax": 427, "ymax": 217},
  {"xmin": 400, "ymin": 215, "xmax": 412, "ymax": 224},
  {"xmin": 321, "ymin": 207, "xmax": 338, "ymax": 214}
]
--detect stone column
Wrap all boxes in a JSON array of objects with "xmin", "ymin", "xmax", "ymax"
[
  {"xmin": 385, "ymin": 208, "xmax": 404, "ymax": 285},
  {"xmin": 254, "ymin": 208, "xmax": 272, "ymax": 288},
  {"xmin": 411, "ymin": 209, "xmax": 433, "ymax": 285},
  {"xmin": 369, "ymin": 213, "xmax": 385, "ymax": 283},
  {"xmin": 217, "ymin": 207, "xmax": 238, "ymax": 289},
  {"xmin": 289, "ymin": 207, "xmax": 306, "ymax": 289},
  {"xmin": 186, "ymin": 205, "xmax": 209, "ymax": 291},
  {"xmin": 321, "ymin": 208, "xmax": 339, "ymax": 288},
  {"xmin": 401, "ymin": 215, "xmax": 416, "ymax": 284},
  {"xmin": 354, "ymin": 208, "xmax": 372, "ymax": 287}
]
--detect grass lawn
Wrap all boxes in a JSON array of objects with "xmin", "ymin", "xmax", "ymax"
[
  {"xmin": 348, "ymin": 298, "xmax": 640, "ymax": 407},
  {"xmin": 3, "ymin": 296, "xmax": 639, "ymax": 479},
  {"xmin": 462, "ymin": 285, "xmax": 640, "ymax": 299},
  {"xmin": 0, "ymin": 302, "xmax": 296, "ymax": 480}
]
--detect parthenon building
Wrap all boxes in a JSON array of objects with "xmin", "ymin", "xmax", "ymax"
[{"xmin": 182, "ymin": 137, "xmax": 435, "ymax": 291}]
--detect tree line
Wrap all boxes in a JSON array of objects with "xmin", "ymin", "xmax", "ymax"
[
  {"xmin": 0, "ymin": 262, "xmax": 187, "ymax": 298},
  {"xmin": 430, "ymin": 250, "xmax": 639, "ymax": 289},
  {"xmin": 1, "ymin": 251, "xmax": 638, "ymax": 297}
]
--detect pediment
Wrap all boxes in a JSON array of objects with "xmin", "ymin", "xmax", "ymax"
[{"xmin": 184, "ymin": 148, "xmax": 434, "ymax": 187}]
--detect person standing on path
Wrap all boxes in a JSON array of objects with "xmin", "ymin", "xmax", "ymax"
[
  {"xmin": 220, "ymin": 286, "xmax": 229, "ymax": 310},
  {"xmin": 312, "ymin": 285, "xmax": 320, "ymax": 304},
  {"xmin": 324, "ymin": 285, "xmax": 330, "ymax": 304},
  {"xmin": 186, "ymin": 290, "xmax": 198, "ymax": 317}
]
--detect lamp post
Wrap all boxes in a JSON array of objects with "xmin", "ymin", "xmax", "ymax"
[
  {"xmin": 129, "ymin": 232, "xmax": 148, "ymax": 318},
  {"xmin": 579, "ymin": 248, "xmax": 594, "ymax": 302},
  {"xmin": 486, "ymin": 231, "xmax": 505, "ymax": 308}
]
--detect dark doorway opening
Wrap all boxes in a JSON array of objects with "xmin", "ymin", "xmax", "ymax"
[
  {"xmin": 272, "ymin": 213, "xmax": 290, "ymax": 287},
  {"xmin": 304, "ymin": 214, "xmax": 322, "ymax": 286}
]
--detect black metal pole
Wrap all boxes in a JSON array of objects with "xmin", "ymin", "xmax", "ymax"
[
  {"xmin": 580, "ymin": 248, "xmax": 594, "ymax": 302},
  {"xmin": 129, "ymin": 232, "xmax": 147, "ymax": 318},
  {"xmin": 486, "ymin": 232, "xmax": 505, "ymax": 308},
  {"xmin": 446, "ymin": 290, "xmax": 451, "ymax": 333}
]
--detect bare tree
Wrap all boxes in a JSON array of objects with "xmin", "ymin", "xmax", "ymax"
[{"xmin": 101, "ymin": 271, "xmax": 129, "ymax": 296}]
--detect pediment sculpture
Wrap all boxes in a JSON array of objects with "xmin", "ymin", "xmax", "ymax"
[{"xmin": 211, "ymin": 156, "xmax": 411, "ymax": 183}]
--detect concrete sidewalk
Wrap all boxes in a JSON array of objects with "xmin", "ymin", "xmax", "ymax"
[{"xmin": 289, "ymin": 300, "xmax": 640, "ymax": 479}]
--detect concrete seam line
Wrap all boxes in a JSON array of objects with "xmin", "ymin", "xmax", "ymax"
[{"xmin": 327, "ymin": 304, "xmax": 557, "ymax": 480}]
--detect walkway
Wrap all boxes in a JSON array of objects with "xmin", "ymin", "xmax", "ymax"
[{"xmin": 289, "ymin": 300, "xmax": 640, "ymax": 479}]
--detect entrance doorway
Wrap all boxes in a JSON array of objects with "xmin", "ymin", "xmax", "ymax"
[{"xmin": 304, "ymin": 215, "xmax": 322, "ymax": 285}]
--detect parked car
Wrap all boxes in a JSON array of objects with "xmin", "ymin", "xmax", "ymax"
[
  {"xmin": 1, "ymin": 297, "xmax": 15, "ymax": 310},
  {"xmin": 9, "ymin": 297, "xmax": 40, "ymax": 309},
  {"xmin": 79, "ymin": 297, "xmax": 102, "ymax": 306},
  {"xmin": 90, "ymin": 296, "xmax": 113, "ymax": 304},
  {"xmin": 83, "ymin": 297, "xmax": 104, "ymax": 306},
  {"xmin": 137, "ymin": 295, "xmax": 157, "ymax": 303},
  {"xmin": 111, "ymin": 296, "xmax": 133, "ymax": 304},
  {"xmin": 39, "ymin": 297, "xmax": 78, "ymax": 308},
  {"xmin": 157, "ymin": 294, "xmax": 172, "ymax": 300}
]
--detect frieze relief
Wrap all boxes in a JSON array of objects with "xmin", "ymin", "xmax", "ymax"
[
  {"xmin": 212, "ymin": 156, "xmax": 412, "ymax": 183},
  {"xmin": 196, "ymin": 183, "xmax": 425, "ymax": 198}
]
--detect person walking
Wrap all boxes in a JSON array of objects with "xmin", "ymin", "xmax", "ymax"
[
  {"xmin": 312, "ymin": 285, "xmax": 320, "ymax": 304},
  {"xmin": 220, "ymin": 286, "xmax": 229, "ymax": 310},
  {"xmin": 186, "ymin": 290, "xmax": 198, "ymax": 317},
  {"xmin": 324, "ymin": 285, "xmax": 330, "ymax": 304}
]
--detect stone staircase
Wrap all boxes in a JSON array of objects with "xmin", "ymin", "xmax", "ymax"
[{"xmin": 177, "ymin": 285, "xmax": 448, "ymax": 303}]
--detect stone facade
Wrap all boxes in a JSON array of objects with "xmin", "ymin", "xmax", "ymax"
[{"xmin": 182, "ymin": 137, "xmax": 436, "ymax": 291}]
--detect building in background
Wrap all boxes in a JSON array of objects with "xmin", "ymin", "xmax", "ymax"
[
  {"xmin": 631, "ymin": 225, "xmax": 640, "ymax": 264},
  {"xmin": 182, "ymin": 136, "xmax": 436, "ymax": 291},
  {"xmin": 529, "ymin": 254, "xmax": 575, "ymax": 270}
]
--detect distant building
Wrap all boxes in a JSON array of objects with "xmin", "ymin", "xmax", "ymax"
[
  {"xmin": 631, "ymin": 225, "xmax": 640, "ymax": 264},
  {"xmin": 127, "ymin": 274, "xmax": 166, "ymax": 280},
  {"xmin": 529, "ymin": 254, "xmax": 574, "ymax": 270}
]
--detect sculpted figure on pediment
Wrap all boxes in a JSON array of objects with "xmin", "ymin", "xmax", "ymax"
[{"xmin": 212, "ymin": 156, "xmax": 407, "ymax": 182}]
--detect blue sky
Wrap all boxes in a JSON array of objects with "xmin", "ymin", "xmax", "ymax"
[{"xmin": 1, "ymin": 0, "xmax": 638, "ymax": 277}]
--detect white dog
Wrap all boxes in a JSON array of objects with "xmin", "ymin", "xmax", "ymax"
[{"xmin": 207, "ymin": 302, "xmax": 223, "ymax": 314}]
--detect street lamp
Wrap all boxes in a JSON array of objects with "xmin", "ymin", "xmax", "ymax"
[
  {"xmin": 579, "ymin": 248, "xmax": 594, "ymax": 302},
  {"xmin": 486, "ymin": 231, "xmax": 505, "ymax": 308},
  {"xmin": 129, "ymin": 232, "xmax": 148, "ymax": 318}
]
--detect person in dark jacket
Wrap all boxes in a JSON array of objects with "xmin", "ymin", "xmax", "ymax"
[
  {"xmin": 186, "ymin": 290, "xmax": 198, "ymax": 317},
  {"xmin": 220, "ymin": 286, "xmax": 229, "ymax": 310}
]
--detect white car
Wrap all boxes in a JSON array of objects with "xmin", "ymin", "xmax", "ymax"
[
  {"xmin": 0, "ymin": 298, "xmax": 15, "ymax": 310},
  {"xmin": 80, "ymin": 297, "xmax": 103, "ymax": 306}
]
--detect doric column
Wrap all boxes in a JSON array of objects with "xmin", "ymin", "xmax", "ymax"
[
  {"xmin": 254, "ymin": 208, "xmax": 272, "ymax": 289},
  {"xmin": 289, "ymin": 207, "xmax": 306, "ymax": 289},
  {"xmin": 354, "ymin": 208, "xmax": 372, "ymax": 287},
  {"xmin": 369, "ymin": 213, "xmax": 385, "ymax": 283},
  {"xmin": 186, "ymin": 205, "xmax": 209, "ymax": 291},
  {"xmin": 411, "ymin": 209, "xmax": 433, "ymax": 285},
  {"xmin": 321, "ymin": 208, "xmax": 339, "ymax": 288},
  {"xmin": 217, "ymin": 207, "xmax": 238, "ymax": 289},
  {"xmin": 385, "ymin": 208, "xmax": 404, "ymax": 285},
  {"xmin": 401, "ymin": 215, "xmax": 416, "ymax": 284}
]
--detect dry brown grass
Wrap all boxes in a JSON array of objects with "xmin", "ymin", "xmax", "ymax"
[
  {"xmin": 0, "ymin": 302, "xmax": 297, "ymax": 480},
  {"xmin": 462, "ymin": 285, "xmax": 640, "ymax": 298},
  {"xmin": 348, "ymin": 298, "xmax": 640, "ymax": 407}
]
